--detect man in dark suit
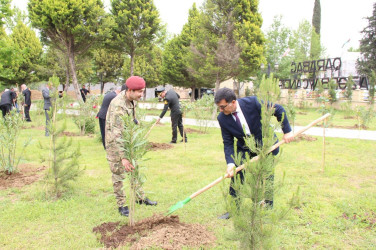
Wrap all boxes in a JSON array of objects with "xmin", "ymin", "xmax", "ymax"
[
  {"xmin": 21, "ymin": 84, "xmax": 32, "ymax": 122},
  {"xmin": 97, "ymin": 86, "xmax": 121, "ymax": 149},
  {"xmin": 80, "ymin": 85, "xmax": 90, "ymax": 102},
  {"xmin": 42, "ymin": 83, "xmax": 52, "ymax": 136},
  {"xmin": 157, "ymin": 88, "xmax": 187, "ymax": 143},
  {"xmin": 215, "ymin": 88, "xmax": 294, "ymax": 219},
  {"xmin": 0, "ymin": 89, "xmax": 16, "ymax": 117}
]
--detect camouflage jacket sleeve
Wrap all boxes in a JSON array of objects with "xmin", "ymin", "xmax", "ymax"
[{"xmin": 105, "ymin": 101, "xmax": 127, "ymax": 162}]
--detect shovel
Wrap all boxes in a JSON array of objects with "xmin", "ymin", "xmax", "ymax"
[{"xmin": 166, "ymin": 113, "xmax": 331, "ymax": 215}]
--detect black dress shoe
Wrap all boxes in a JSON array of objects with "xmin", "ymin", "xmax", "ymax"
[
  {"xmin": 118, "ymin": 206, "xmax": 129, "ymax": 216},
  {"xmin": 218, "ymin": 212, "xmax": 230, "ymax": 219},
  {"xmin": 137, "ymin": 197, "xmax": 157, "ymax": 206},
  {"xmin": 169, "ymin": 141, "xmax": 177, "ymax": 144},
  {"xmin": 180, "ymin": 138, "xmax": 188, "ymax": 143}
]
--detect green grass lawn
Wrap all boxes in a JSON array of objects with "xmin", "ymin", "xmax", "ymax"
[
  {"xmin": 143, "ymin": 105, "xmax": 376, "ymax": 130},
  {"xmin": 0, "ymin": 111, "xmax": 375, "ymax": 249}
]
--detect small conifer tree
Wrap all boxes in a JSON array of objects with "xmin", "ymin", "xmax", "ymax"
[
  {"xmin": 225, "ymin": 75, "xmax": 293, "ymax": 249},
  {"xmin": 39, "ymin": 76, "xmax": 83, "ymax": 198}
]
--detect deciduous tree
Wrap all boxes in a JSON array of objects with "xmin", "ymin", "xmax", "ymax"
[{"xmin": 28, "ymin": 0, "xmax": 110, "ymax": 101}]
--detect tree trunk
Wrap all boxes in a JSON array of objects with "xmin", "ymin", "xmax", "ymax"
[
  {"xmin": 211, "ymin": 76, "xmax": 221, "ymax": 119},
  {"xmin": 190, "ymin": 86, "xmax": 196, "ymax": 102},
  {"xmin": 67, "ymin": 47, "xmax": 82, "ymax": 101},
  {"xmin": 64, "ymin": 64, "xmax": 70, "ymax": 92},
  {"xmin": 100, "ymin": 81, "xmax": 104, "ymax": 95},
  {"xmin": 130, "ymin": 51, "xmax": 134, "ymax": 76}
]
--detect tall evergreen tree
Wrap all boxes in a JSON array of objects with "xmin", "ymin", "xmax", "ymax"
[
  {"xmin": 162, "ymin": 3, "xmax": 206, "ymax": 100},
  {"xmin": 10, "ymin": 21, "xmax": 42, "ymax": 84},
  {"xmin": 28, "ymin": 0, "xmax": 110, "ymax": 101},
  {"xmin": 356, "ymin": 3, "xmax": 376, "ymax": 77},
  {"xmin": 111, "ymin": 0, "xmax": 160, "ymax": 76},
  {"xmin": 310, "ymin": 0, "xmax": 321, "ymax": 59},
  {"xmin": 312, "ymin": 0, "xmax": 321, "ymax": 35}
]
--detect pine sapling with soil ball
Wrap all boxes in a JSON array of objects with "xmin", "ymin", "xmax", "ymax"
[
  {"xmin": 39, "ymin": 76, "xmax": 83, "ymax": 198},
  {"xmin": 224, "ymin": 75, "xmax": 296, "ymax": 249},
  {"xmin": 119, "ymin": 115, "xmax": 150, "ymax": 226}
]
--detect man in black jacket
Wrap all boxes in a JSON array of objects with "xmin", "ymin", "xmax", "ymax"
[
  {"xmin": 80, "ymin": 85, "xmax": 90, "ymax": 102},
  {"xmin": 21, "ymin": 84, "xmax": 32, "ymax": 122},
  {"xmin": 97, "ymin": 86, "xmax": 121, "ymax": 149},
  {"xmin": 0, "ymin": 89, "xmax": 16, "ymax": 117},
  {"xmin": 157, "ymin": 88, "xmax": 187, "ymax": 143}
]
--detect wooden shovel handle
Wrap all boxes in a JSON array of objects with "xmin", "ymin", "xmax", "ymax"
[{"xmin": 189, "ymin": 113, "xmax": 331, "ymax": 200}]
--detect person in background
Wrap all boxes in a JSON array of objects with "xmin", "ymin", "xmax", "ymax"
[
  {"xmin": 0, "ymin": 89, "xmax": 16, "ymax": 117},
  {"xmin": 97, "ymin": 86, "xmax": 121, "ymax": 149},
  {"xmin": 21, "ymin": 84, "xmax": 32, "ymax": 122},
  {"xmin": 157, "ymin": 87, "xmax": 187, "ymax": 143},
  {"xmin": 80, "ymin": 85, "xmax": 90, "ymax": 102},
  {"xmin": 42, "ymin": 83, "xmax": 52, "ymax": 136}
]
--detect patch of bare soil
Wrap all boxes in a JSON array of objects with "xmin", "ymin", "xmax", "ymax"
[
  {"xmin": 293, "ymin": 134, "xmax": 317, "ymax": 142},
  {"xmin": 341, "ymin": 211, "xmax": 376, "ymax": 229},
  {"xmin": 184, "ymin": 128, "xmax": 206, "ymax": 134},
  {"xmin": 93, "ymin": 214, "xmax": 216, "ymax": 249},
  {"xmin": 61, "ymin": 131, "xmax": 80, "ymax": 137},
  {"xmin": 329, "ymin": 124, "xmax": 368, "ymax": 130},
  {"xmin": 297, "ymin": 112, "xmax": 307, "ymax": 115},
  {"xmin": 0, "ymin": 164, "xmax": 46, "ymax": 190},
  {"xmin": 344, "ymin": 116, "xmax": 355, "ymax": 120},
  {"xmin": 149, "ymin": 142, "xmax": 173, "ymax": 151}
]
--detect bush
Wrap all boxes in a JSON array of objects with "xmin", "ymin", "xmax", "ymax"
[{"xmin": 0, "ymin": 110, "xmax": 31, "ymax": 174}]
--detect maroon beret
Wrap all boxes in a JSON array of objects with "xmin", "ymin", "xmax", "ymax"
[{"xmin": 125, "ymin": 76, "xmax": 146, "ymax": 90}]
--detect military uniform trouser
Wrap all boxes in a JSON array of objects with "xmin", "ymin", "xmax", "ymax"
[
  {"xmin": 109, "ymin": 160, "xmax": 145, "ymax": 207},
  {"xmin": 171, "ymin": 112, "xmax": 186, "ymax": 142}
]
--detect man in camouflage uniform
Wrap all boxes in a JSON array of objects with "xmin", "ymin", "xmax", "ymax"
[{"xmin": 106, "ymin": 76, "xmax": 157, "ymax": 216}]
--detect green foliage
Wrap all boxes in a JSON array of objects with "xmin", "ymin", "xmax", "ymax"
[
  {"xmin": 226, "ymin": 75, "xmax": 288, "ymax": 249},
  {"xmin": 73, "ymin": 96, "xmax": 98, "ymax": 135},
  {"xmin": 119, "ymin": 114, "xmax": 150, "ymax": 226},
  {"xmin": 111, "ymin": 0, "xmax": 160, "ymax": 76},
  {"xmin": 39, "ymin": 76, "xmax": 83, "ymax": 198},
  {"xmin": 328, "ymin": 79, "xmax": 338, "ymax": 104},
  {"xmin": 340, "ymin": 101, "xmax": 354, "ymax": 119},
  {"xmin": 191, "ymin": 94, "xmax": 216, "ymax": 132},
  {"xmin": 93, "ymin": 48, "xmax": 124, "ymax": 91},
  {"xmin": 356, "ymin": 3, "xmax": 376, "ymax": 76},
  {"xmin": 10, "ymin": 21, "xmax": 42, "ymax": 84},
  {"xmin": 0, "ymin": 0, "xmax": 12, "ymax": 27},
  {"xmin": 354, "ymin": 106, "xmax": 374, "ymax": 129},
  {"xmin": 368, "ymin": 70, "xmax": 375, "ymax": 105},
  {"xmin": 285, "ymin": 90, "xmax": 296, "ymax": 132},
  {"xmin": 312, "ymin": 0, "xmax": 321, "ymax": 35},
  {"xmin": 265, "ymin": 15, "xmax": 291, "ymax": 79},
  {"xmin": 28, "ymin": 0, "xmax": 111, "ymax": 100},
  {"xmin": 245, "ymin": 86, "xmax": 251, "ymax": 97},
  {"xmin": 343, "ymin": 75, "xmax": 354, "ymax": 101},
  {"xmin": 0, "ymin": 34, "xmax": 23, "ymax": 86},
  {"xmin": 0, "ymin": 110, "xmax": 31, "ymax": 174},
  {"xmin": 123, "ymin": 46, "xmax": 163, "ymax": 88}
]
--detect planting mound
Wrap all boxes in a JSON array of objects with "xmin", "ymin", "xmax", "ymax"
[
  {"xmin": 293, "ymin": 134, "xmax": 317, "ymax": 142},
  {"xmin": 0, "ymin": 164, "xmax": 46, "ymax": 190},
  {"xmin": 93, "ymin": 214, "xmax": 216, "ymax": 249},
  {"xmin": 184, "ymin": 128, "xmax": 206, "ymax": 134},
  {"xmin": 149, "ymin": 142, "xmax": 173, "ymax": 151}
]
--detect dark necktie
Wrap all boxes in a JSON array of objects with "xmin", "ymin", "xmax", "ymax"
[{"xmin": 233, "ymin": 112, "xmax": 242, "ymax": 130}]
